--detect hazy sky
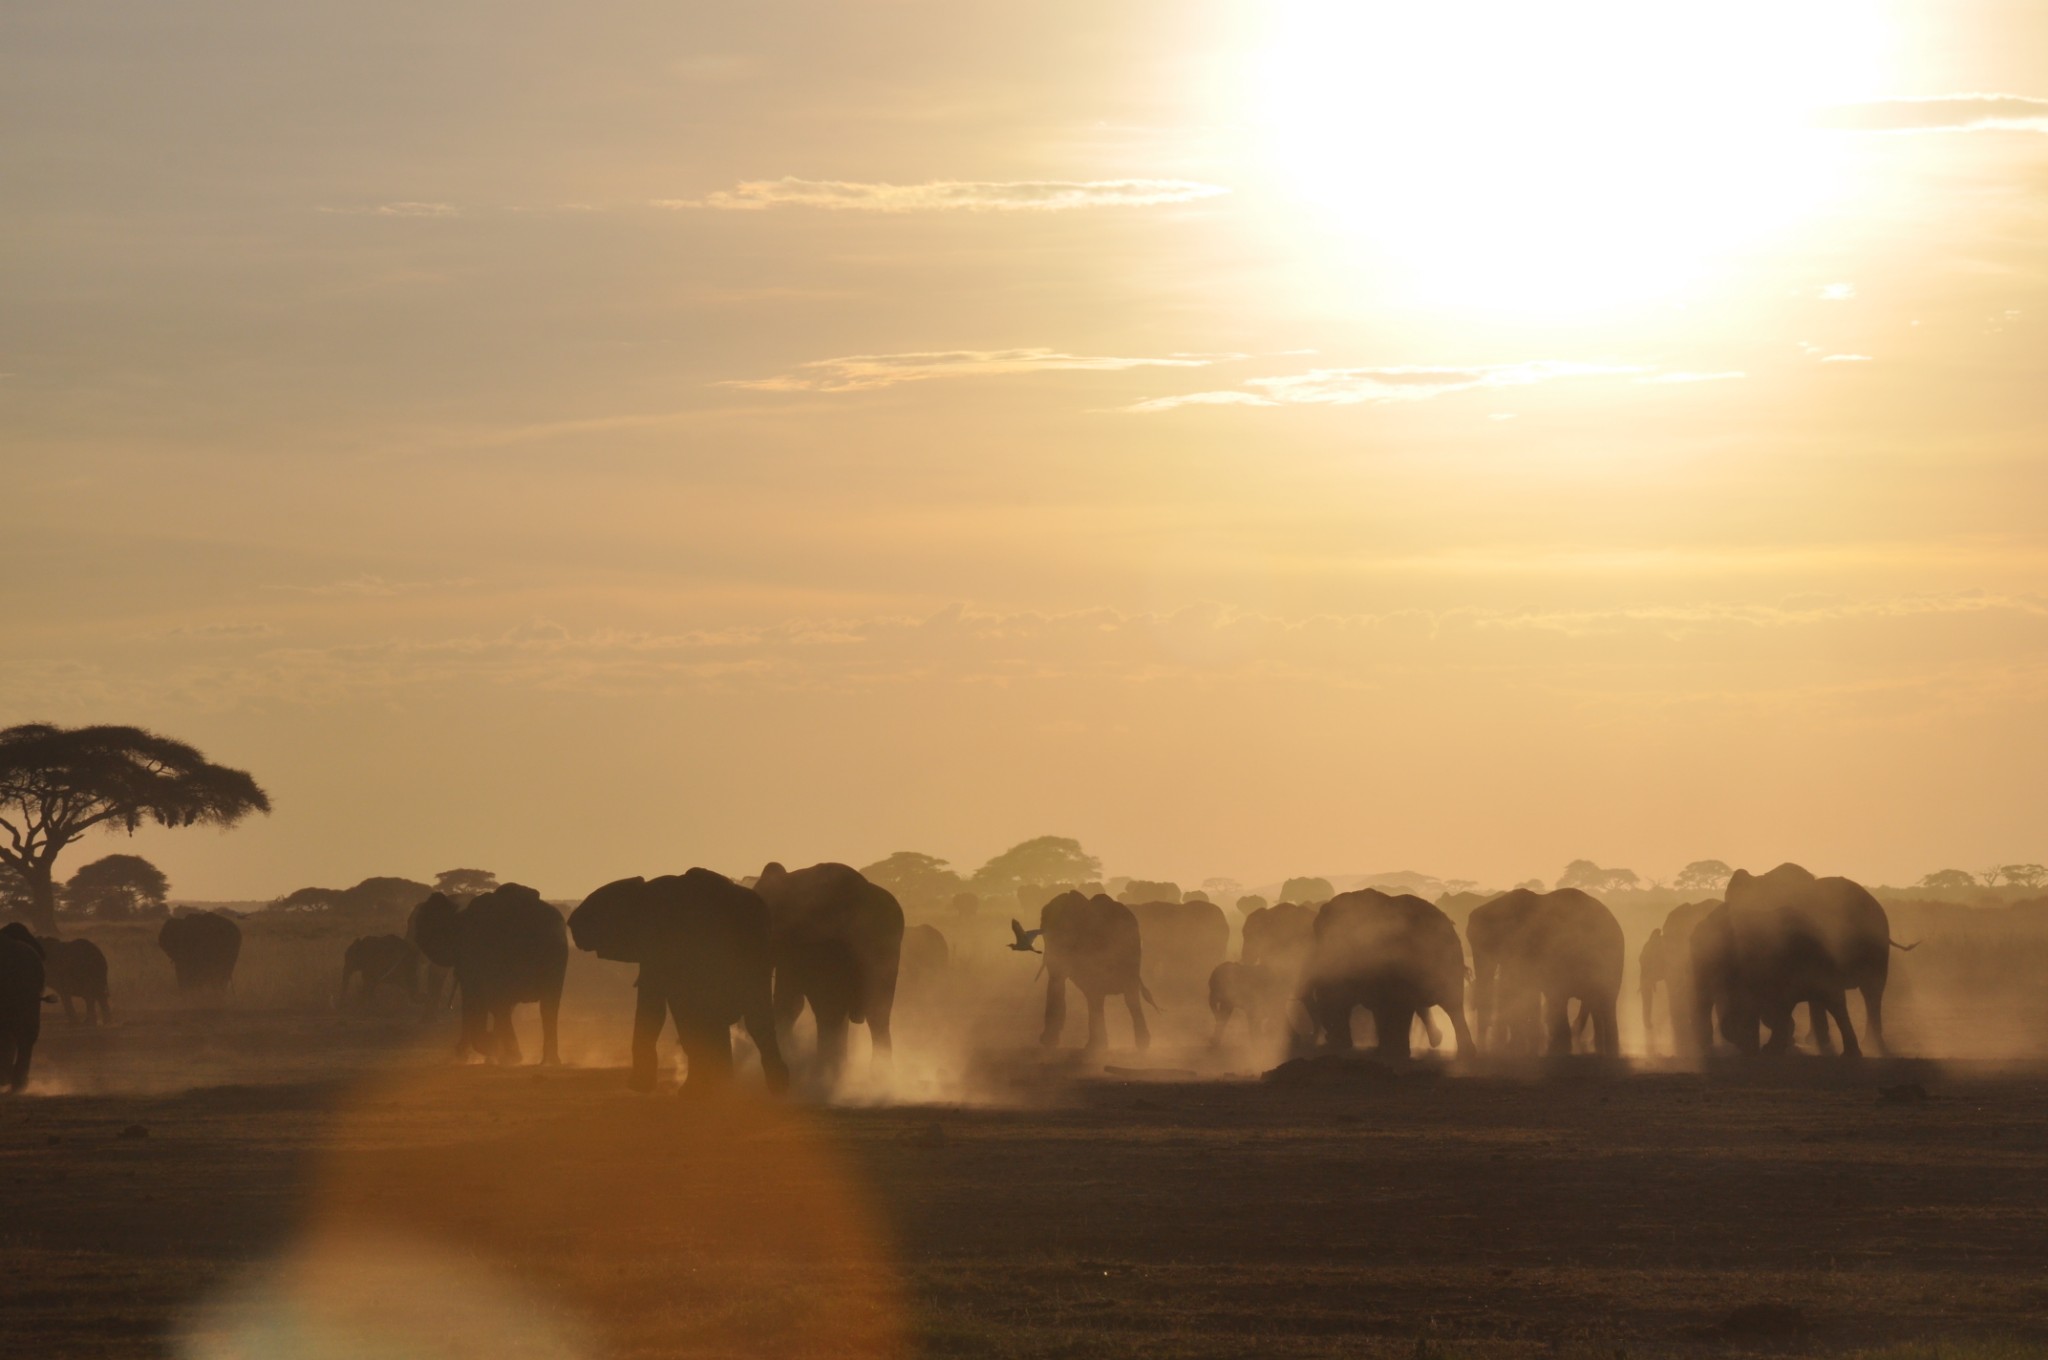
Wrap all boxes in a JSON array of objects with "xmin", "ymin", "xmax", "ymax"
[{"xmin": 6, "ymin": 1, "xmax": 2047, "ymax": 900}]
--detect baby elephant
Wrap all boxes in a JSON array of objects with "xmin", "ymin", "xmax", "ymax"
[
  {"xmin": 1208, "ymin": 961, "xmax": 1290, "ymax": 1042},
  {"xmin": 38, "ymin": 937, "xmax": 110, "ymax": 1026},
  {"xmin": 339, "ymin": 934, "xmax": 422, "ymax": 1006}
]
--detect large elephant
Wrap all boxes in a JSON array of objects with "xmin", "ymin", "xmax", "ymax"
[
  {"xmin": 1638, "ymin": 898, "xmax": 1720, "ymax": 1057},
  {"xmin": 1466, "ymin": 888, "xmax": 1624, "ymax": 1056},
  {"xmin": 1299, "ymin": 890, "xmax": 1475, "ymax": 1057},
  {"xmin": 1240, "ymin": 901, "xmax": 1317, "ymax": 972},
  {"xmin": 1, "ymin": 923, "xmax": 47, "ymax": 1093},
  {"xmin": 410, "ymin": 886, "xmax": 567, "ymax": 1065},
  {"xmin": 1692, "ymin": 863, "xmax": 1910, "ymax": 1057},
  {"xmin": 38, "ymin": 936, "xmax": 110, "ymax": 1026},
  {"xmin": 1014, "ymin": 891, "xmax": 1154, "ymax": 1051},
  {"xmin": 158, "ymin": 911, "xmax": 241, "ymax": 993},
  {"xmin": 569, "ymin": 870, "xmax": 788, "ymax": 1094},
  {"xmin": 1127, "ymin": 898, "xmax": 1230, "ymax": 1002},
  {"xmin": 752, "ymin": 862, "xmax": 903, "ymax": 1084},
  {"xmin": 339, "ymin": 934, "xmax": 421, "ymax": 1007}
]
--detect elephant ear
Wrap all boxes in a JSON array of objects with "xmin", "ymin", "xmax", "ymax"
[
  {"xmin": 1724, "ymin": 869, "xmax": 1756, "ymax": 901},
  {"xmin": 568, "ymin": 877, "xmax": 656, "ymax": 962},
  {"xmin": 0, "ymin": 921, "xmax": 42, "ymax": 956},
  {"xmin": 409, "ymin": 892, "xmax": 463, "ymax": 968}
]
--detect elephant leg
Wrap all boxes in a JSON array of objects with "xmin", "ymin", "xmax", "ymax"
[
  {"xmin": 494, "ymin": 1005, "xmax": 523, "ymax": 1064},
  {"xmin": 59, "ymin": 994, "xmax": 77, "ymax": 1025},
  {"xmin": 538, "ymin": 990, "xmax": 562, "ymax": 1066},
  {"xmin": 743, "ymin": 1002, "xmax": 790, "ymax": 1094},
  {"xmin": 7, "ymin": 1038, "xmax": 30, "ymax": 1093},
  {"xmin": 1321, "ymin": 1002, "xmax": 1355, "ymax": 1050},
  {"xmin": 1547, "ymin": 996, "xmax": 1574, "ymax": 1055},
  {"xmin": 1210, "ymin": 995, "xmax": 1234, "ymax": 1044},
  {"xmin": 1809, "ymin": 1001, "xmax": 1836, "ymax": 1055},
  {"xmin": 814, "ymin": 1009, "xmax": 850, "ymax": 1083},
  {"xmin": 866, "ymin": 1001, "xmax": 894, "ymax": 1070},
  {"xmin": 1040, "ymin": 973, "xmax": 1068, "ymax": 1048},
  {"xmin": 1863, "ymin": 985, "xmax": 1888, "ymax": 1056},
  {"xmin": 1592, "ymin": 999, "xmax": 1621, "ymax": 1058},
  {"xmin": 673, "ymin": 1010, "xmax": 735, "ymax": 1093},
  {"xmin": 1374, "ymin": 1007, "xmax": 1414, "ymax": 1058},
  {"xmin": 457, "ymin": 999, "xmax": 489, "ymax": 1060},
  {"xmin": 1822, "ymin": 992, "xmax": 1861, "ymax": 1057},
  {"xmin": 1084, "ymin": 992, "xmax": 1109, "ymax": 1051},
  {"xmin": 1640, "ymin": 985, "xmax": 1657, "ymax": 1055},
  {"xmin": 1125, "ymin": 990, "xmax": 1150, "ymax": 1051},
  {"xmin": 1422, "ymin": 1009, "xmax": 1443, "ymax": 1049},
  {"xmin": 628, "ymin": 984, "xmax": 667, "ymax": 1092},
  {"xmin": 1445, "ymin": 1002, "xmax": 1476, "ymax": 1057}
]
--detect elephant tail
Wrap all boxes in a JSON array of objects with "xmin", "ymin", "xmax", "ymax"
[
  {"xmin": 1140, "ymin": 980, "xmax": 1159, "ymax": 1010},
  {"xmin": 1889, "ymin": 938, "xmax": 1919, "ymax": 952}
]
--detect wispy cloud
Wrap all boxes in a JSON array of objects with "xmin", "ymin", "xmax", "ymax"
[
  {"xmin": 319, "ymin": 202, "xmax": 461, "ymax": 218},
  {"xmin": 727, "ymin": 348, "xmax": 1224, "ymax": 394},
  {"xmin": 1817, "ymin": 94, "xmax": 2048, "ymax": 134},
  {"xmin": 1822, "ymin": 354, "xmax": 1874, "ymax": 363},
  {"xmin": 658, "ymin": 177, "xmax": 1229, "ymax": 213},
  {"xmin": 1128, "ymin": 361, "xmax": 1643, "ymax": 412},
  {"xmin": 1634, "ymin": 370, "xmax": 1746, "ymax": 385}
]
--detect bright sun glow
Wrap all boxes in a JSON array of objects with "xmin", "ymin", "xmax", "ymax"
[{"xmin": 1254, "ymin": 1, "xmax": 1888, "ymax": 315}]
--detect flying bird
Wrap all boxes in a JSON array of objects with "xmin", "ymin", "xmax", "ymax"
[{"xmin": 1009, "ymin": 919, "xmax": 1042, "ymax": 953}]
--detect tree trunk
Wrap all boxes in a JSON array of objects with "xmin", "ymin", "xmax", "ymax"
[{"xmin": 22, "ymin": 864, "xmax": 58, "ymax": 934}]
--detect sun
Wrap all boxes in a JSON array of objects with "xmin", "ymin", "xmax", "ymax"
[{"xmin": 1251, "ymin": 1, "xmax": 1887, "ymax": 316}]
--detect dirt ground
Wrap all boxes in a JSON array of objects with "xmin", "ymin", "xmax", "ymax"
[{"xmin": 5, "ymin": 999, "xmax": 2048, "ymax": 1360}]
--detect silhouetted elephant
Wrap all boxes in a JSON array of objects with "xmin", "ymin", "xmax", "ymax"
[
  {"xmin": 404, "ymin": 899, "xmax": 457, "ymax": 1022},
  {"xmin": 1466, "ymin": 888, "xmax": 1623, "ymax": 1056},
  {"xmin": 900, "ymin": 923, "xmax": 950, "ymax": 989},
  {"xmin": 1300, "ymin": 890, "xmax": 1475, "ymax": 1057},
  {"xmin": 158, "ymin": 911, "xmax": 241, "ymax": 993},
  {"xmin": 411, "ymin": 886, "xmax": 567, "ymax": 1065},
  {"xmin": 1128, "ymin": 898, "xmax": 1230, "ymax": 1002},
  {"xmin": 1208, "ymin": 960, "xmax": 1287, "ymax": 1041},
  {"xmin": 1639, "ymin": 898, "xmax": 1720, "ymax": 1056},
  {"xmin": 569, "ymin": 870, "xmax": 788, "ymax": 1094},
  {"xmin": 38, "ymin": 936, "xmax": 110, "ymax": 1025},
  {"xmin": 1, "ymin": 923, "xmax": 47, "ymax": 1092},
  {"xmin": 1240, "ymin": 901, "xmax": 1317, "ymax": 971},
  {"xmin": 753, "ymin": 862, "xmax": 903, "ymax": 1085},
  {"xmin": 1692, "ymin": 864, "xmax": 1910, "ymax": 1057},
  {"xmin": 1015, "ymin": 891, "xmax": 1155, "ymax": 1051},
  {"xmin": 339, "ymin": 934, "xmax": 421, "ymax": 1006}
]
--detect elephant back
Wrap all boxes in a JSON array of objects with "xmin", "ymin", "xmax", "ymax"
[
  {"xmin": 459, "ymin": 885, "xmax": 568, "ymax": 995},
  {"xmin": 1127, "ymin": 898, "xmax": 1228, "ymax": 997},
  {"xmin": 0, "ymin": 928, "xmax": 46, "ymax": 1012},
  {"xmin": 1039, "ymin": 892, "xmax": 1142, "ymax": 988},
  {"xmin": 1307, "ymin": 889, "xmax": 1466, "ymax": 998},
  {"xmin": 158, "ymin": 911, "xmax": 241, "ymax": 988},
  {"xmin": 1241, "ymin": 901, "xmax": 1316, "ymax": 970}
]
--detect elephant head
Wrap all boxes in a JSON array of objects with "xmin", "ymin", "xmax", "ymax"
[
  {"xmin": 408, "ymin": 892, "xmax": 463, "ymax": 970},
  {"xmin": 0, "ymin": 922, "xmax": 44, "ymax": 959},
  {"xmin": 568, "ymin": 876, "xmax": 664, "ymax": 962}
]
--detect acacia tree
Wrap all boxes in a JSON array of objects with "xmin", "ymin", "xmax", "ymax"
[
  {"xmin": 1558, "ymin": 860, "xmax": 1641, "ymax": 895},
  {"xmin": 969, "ymin": 836, "xmax": 1102, "ymax": 903},
  {"xmin": 857, "ymin": 852, "xmax": 962, "ymax": 911},
  {"xmin": 0, "ymin": 724, "xmax": 269, "ymax": 933},
  {"xmin": 2000, "ymin": 863, "xmax": 2048, "ymax": 890},
  {"xmin": 63, "ymin": 853, "xmax": 170, "ymax": 919},
  {"xmin": 1673, "ymin": 859, "xmax": 1733, "ymax": 892},
  {"xmin": 1918, "ymin": 869, "xmax": 1977, "ymax": 893},
  {"xmin": 434, "ymin": 868, "xmax": 500, "ymax": 903}
]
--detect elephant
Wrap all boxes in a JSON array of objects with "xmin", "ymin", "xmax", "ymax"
[
  {"xmin": 752, "ymin": 862, "xmax": 903, "ymax": 1085},
  {"xmin": 1014, "ymin": 891, "xmax": 1155, "ymax": 1051},
  {"xmin": 1692, "ymin": 863, "xmax": 1911, "ymax": 1057},
  {"xmin": 1240, "ymin": 901, "xmax": 1317, "ymax": 972},
  {"xmin": 1127, "ymin": 898, "xmax": 1231, "ymax": 1003},
  {"xmin": 1638, "ymin": 898, "xmax": 1720, "ymax": 1057},
  {"xmin": 38, "ymin": 936, "xmax": 110, "ymax": 1026},
  {"xmin": 158, "ymin": 911, "xmax": 241, "ymax": 993},
  {"xmin": 569, "ymin": 870, "xmax": 788, "ymax": 1095},
  {"xmin": 410, "ymin": 886, "xmax": 567, "ymax": 1065},
  {"xmin": 1, "ymin": 923, "xmax": 47, "ymax": 1093},
  {"xmin": 1299, "ymin": 890, "xmax": 1476, "ymax": 1057},
  {"xmin": 900, "ymin": 923, "xmax": 950, "ymax": 990},
  {"xmin": 1465, "ymin": 888, "xmax": 1623, "ymax": 1056},
  {"xmin": 339, "ymin": 934, "xmax": 421, "ymax": 1006},
  {"xmin": 1207, "ymin": 960, "xmax": 1288, "ymax": 1042}
]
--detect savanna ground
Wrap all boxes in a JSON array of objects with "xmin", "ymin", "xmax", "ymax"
[{"xmin": 4, "ymin": 912, "xmax": 2048, "ymax": 1359}]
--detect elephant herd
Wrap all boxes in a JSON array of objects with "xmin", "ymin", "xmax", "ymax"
[
  {"xmin": 1027, "ymin": 863, "xmax": 1909, "ymax": 1065},
  {"xmin": 0, "ymin": 857, "xmax": 1912, "ymax": 1097}
]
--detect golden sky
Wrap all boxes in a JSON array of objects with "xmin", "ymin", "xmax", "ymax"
[{"xmin": 6, "ymin": 1, "xmax": 2047, "ymax": 898}]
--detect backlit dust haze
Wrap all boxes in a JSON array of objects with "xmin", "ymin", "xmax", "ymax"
[{"xmin": 5, "ymin": 1, "xmax": 2047, "ymax": 898}]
